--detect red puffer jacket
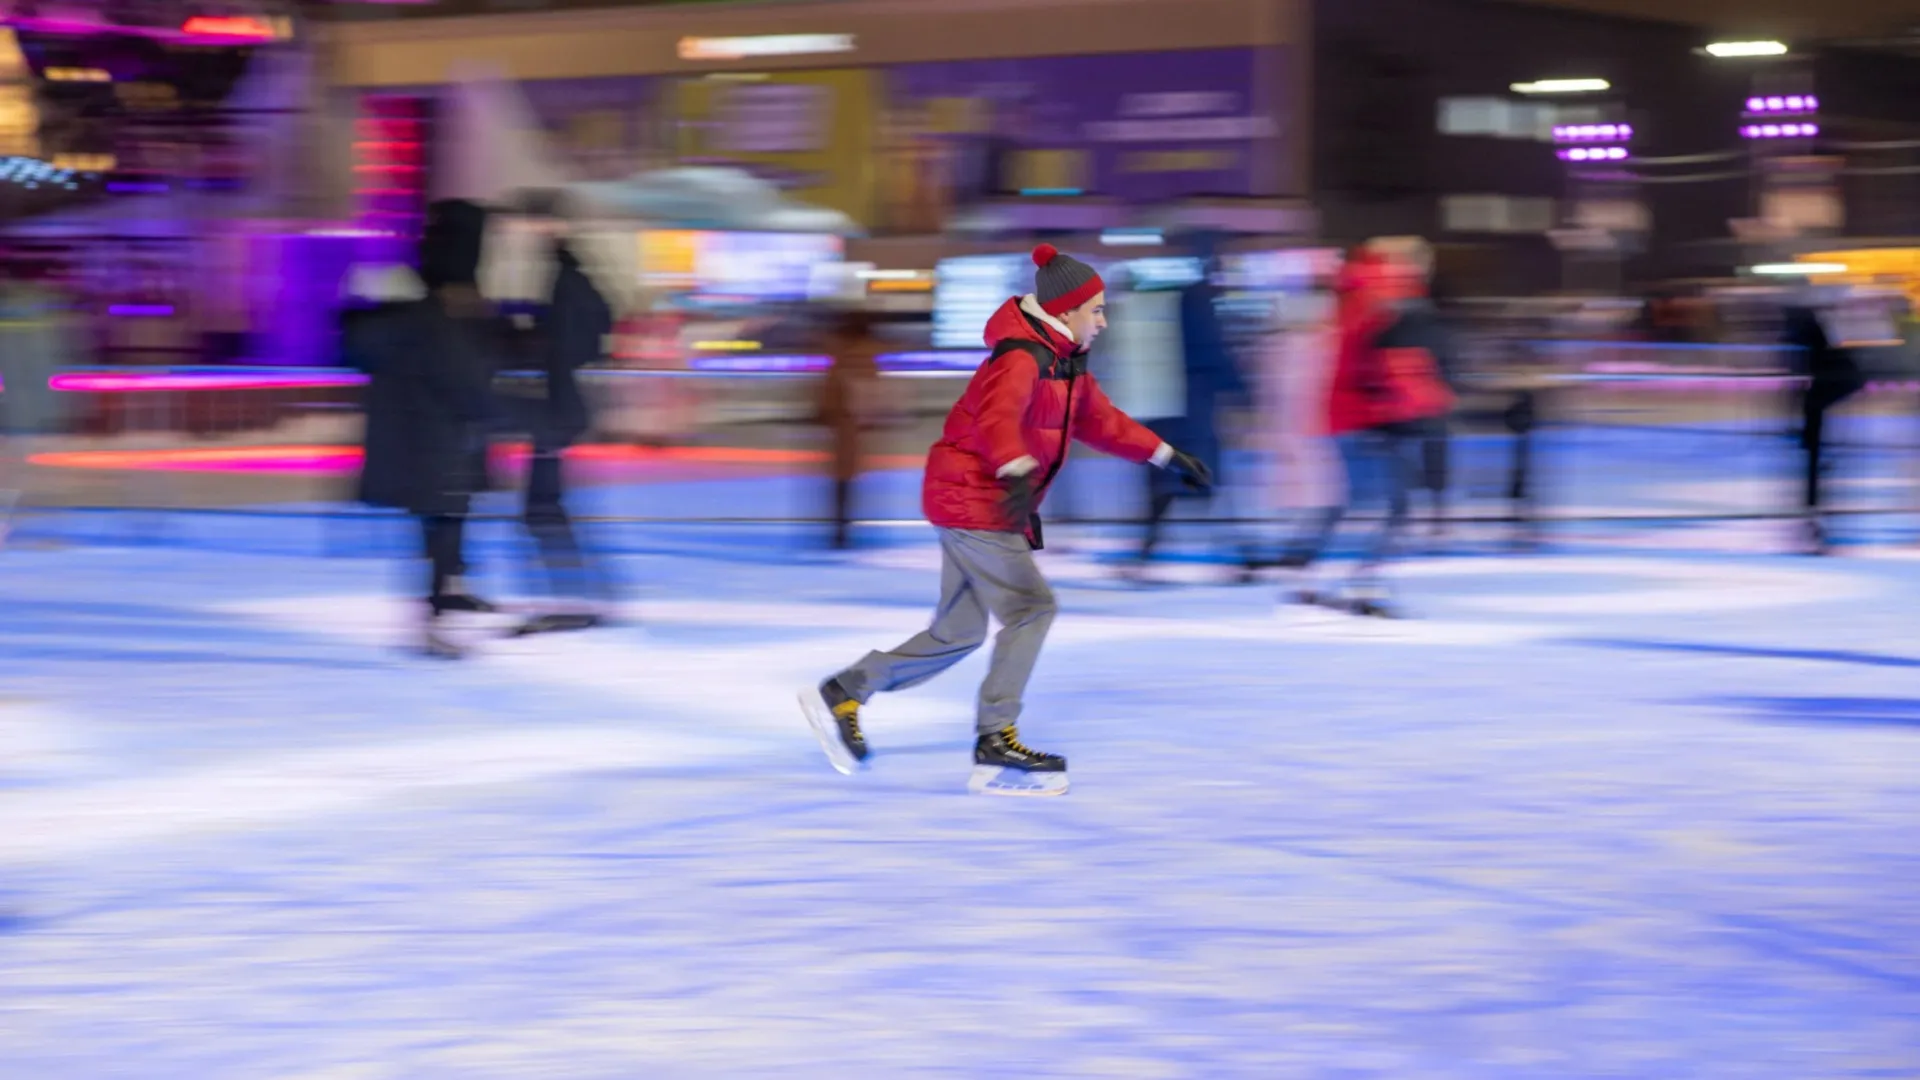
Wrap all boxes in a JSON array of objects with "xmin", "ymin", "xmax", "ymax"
[
  {"xmin": 1324, "ymin": 257, "xmax": 1455, "ymax": 435},
  {"xmin": 922, "ymin": 295, "xmax": 1166, "ymax": 533}
]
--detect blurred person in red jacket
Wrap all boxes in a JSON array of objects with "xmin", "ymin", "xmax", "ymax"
[
  {"xmin": 800, "ymin": 244, "xmax": 1211, "ymax": 796},
  {"xmin": 1366, "ymin": 236, "xmax": 1457, "ymax": 539},
  {"xmin": 1274, "ymin": 247, "xmax": 1455, "ymax": 617}
]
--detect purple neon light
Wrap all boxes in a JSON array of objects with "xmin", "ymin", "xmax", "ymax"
[
  {"xmin": 877, "ymin": 351, "xmax": 991, "ymax": 372},
  {"xmin": 1746, "ymin": 95, "xmax": 1818, "ymax": 115},
  {"xmin": 1553, "ymin": 123, "xmax": 1633, "ymax": 144},
  {"xmin": 1560, "ymin": 147, "xmax": 1630, "ymax": 162},
  {"xmin": 684, "ymin": 354, "xmax": 831, "ymax": 374},
  {"xmin": 1742, "ymin": 123, "xmax": 1818, "ymax": 139},
  {"xmin": 107, "ymin": 304, "xmax": 174, "ymax": 317}
]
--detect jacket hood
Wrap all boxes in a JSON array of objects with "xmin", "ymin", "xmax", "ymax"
[
  {"xmin": 419, "ymin": 199, "xmax": 490, "ymax": 289},
  {"xmin": 982, "ymin": 294, "xmax": 1077, "ymax": 357}
]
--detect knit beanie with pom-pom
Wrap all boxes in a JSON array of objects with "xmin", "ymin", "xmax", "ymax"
[{"xmin": 1031, "ymin": 243, "xmax": 1105, "ymax": 315}]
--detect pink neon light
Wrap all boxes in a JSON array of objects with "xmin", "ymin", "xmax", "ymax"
[
  {"xmin": 27, "ymin": 444, "xmax": 929, "ymax": 477},
  {"xmin": 49, "ymin": 373, "xmax": 369, "ymax": 393}
]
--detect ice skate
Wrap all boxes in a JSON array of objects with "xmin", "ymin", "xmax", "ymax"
[
  {"xmin": 432, "ymin": 593, "xmax": 498, "ymax": 615},
  {"xmin": 799, "ymin": 678, "xmax": 868, "ymax": 775},
  {"xmin": 969, "ymin": 726, "xmax": 1069, "ymax": 797},
  {"xmin": 1345, "ymin": 595, "xmax": 1403, "ymax": 618},
  {"xmin": 426, "ymin": 574, "xmax": 496, "ymax": 615},
  {"xmin": 421, "ymin": 615, "xmax": 466, "ymax": 660},
  {"xmin": 506, "ymin": 607, "xmax": 606, "ymax": 637},
  {"xmin": 1276, "ymin": 561, "xmax": 1342, "ymax": 613},
  {"xmin": 1799, "ymin": 517, "xmax": 1831, "ymax": 557},
  {"xmin": 1337, "ymin": 579, "xmax": 1404, "ymax": 620}
]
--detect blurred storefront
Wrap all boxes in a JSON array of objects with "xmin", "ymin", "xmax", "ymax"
[{"xmin": 321, "ymin": 0, "xmax": 1304, "ymax": 233}]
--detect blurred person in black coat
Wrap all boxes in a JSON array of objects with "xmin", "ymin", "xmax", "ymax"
[
  {"xmin": 341, "ymin": 199, "xmax": 507, "ymax": 658},
  {"xmin": 1782, "ymin": 291, "xmax": 1869, "ymax": 555},
  {"xmin": 1121, "ymin": 234, "xmax": 1241, "ymax": 576},
  {"xmin": 514, "ymin": 224, "xmax": 617, "ymax": 631}
]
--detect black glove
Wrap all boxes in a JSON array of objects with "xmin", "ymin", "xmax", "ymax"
[
  {"xmin": 1167, "ymin": 448, "xmax": 1213, "ymax": 492},
  {"xmin": 999, "ymin": 473, "xmax": 1037, "ymax": 529}
]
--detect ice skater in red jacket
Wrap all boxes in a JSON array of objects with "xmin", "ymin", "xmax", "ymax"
[{"xmin": 800, "ymin": 244, "xmax": 1211, "ymax": 795}]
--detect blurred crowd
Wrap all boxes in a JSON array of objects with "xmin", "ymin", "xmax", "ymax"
[{"xmin": 3, "ymin": 197, "xmax": 1918, "ymax": 606}]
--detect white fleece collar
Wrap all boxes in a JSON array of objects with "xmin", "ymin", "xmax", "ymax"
[{"xmin": 1020, "ymin": 293, "xmax": 1076, "ymax": 343}]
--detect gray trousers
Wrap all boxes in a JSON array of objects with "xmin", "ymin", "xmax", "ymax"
[{"xmin": 837, "ymin": 527, "xmax": 1057, "ymax": 733}]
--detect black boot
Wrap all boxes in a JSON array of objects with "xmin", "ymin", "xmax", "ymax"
[
  {"xmin": 970, "ymin": 726, "xmax": 1068, "ymax": 796},
  {"xmin": 432, "ymin": 592, "xmax": 498, "ymax": 615},
  {"xmin": 799, "ymin": 677, "xmax": 868, "ymax": 775}
]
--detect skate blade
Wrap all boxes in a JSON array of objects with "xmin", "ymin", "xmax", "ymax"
[
  {"xmin": 506, "ymin": 612, "xmax": 605, "ymax": 638},
  {"xmin": 797, "ymin": 689, "xmax": 858, "ymax": 776},
  {"xmin": 1274, "ymin": 597, "xmax": 1347, "ymax": 626},
  {"xmin": 968, "ymin": 765, "xmax": 1069, "ymax": 797},
  {"xmin": 1274, "ymin": 601, "xmax": 1418, "ymax": 640},
  {"xmin": 420, "ymin": 636, "xmax": 466, "ymax": 661}
]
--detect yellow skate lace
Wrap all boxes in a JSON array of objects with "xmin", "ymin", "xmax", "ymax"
[
  {"xmin": 998, "ymin": 726, "xmax": 1037, "ymax": 755},
  {"xmin": 832, "ymin": 699, "xmax": 863, "ymax": 740}
]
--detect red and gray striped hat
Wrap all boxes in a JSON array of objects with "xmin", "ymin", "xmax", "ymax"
[{"xmin": 1032, "ymin": 243, "xmax": 1105, "ymax": 316}]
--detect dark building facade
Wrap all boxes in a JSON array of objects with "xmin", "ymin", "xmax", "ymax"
[{"xmin": 1313, "ymin": 0, "xmax": 1920, "ymax": 287}]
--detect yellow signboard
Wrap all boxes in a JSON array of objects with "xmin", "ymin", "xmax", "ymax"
[
  {"xmin": 1801, "ymin": 249, "xmax": 1920, "ymax": 310},
  {"xmin": 639, "ymin": 229, "xmax": 701, "ymax": 289},
  {"xmin": 672, "ymin": 68, "xmax": 877, "ymax": 226}
]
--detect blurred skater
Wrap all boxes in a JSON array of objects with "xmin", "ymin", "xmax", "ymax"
[
  {"xmin": 513, "ymin": 209, "xmax": 617, "ymax": 632},
  {"xmin": 341, "ymin": 200, "xmax": 507, "ymax": 658},
  {"xmin": 1248, "ymin": 260, "xmax": 1345, "ymax": 571},
  {"xmin": 816, "ymin": 308, "xmax": 887, "ymax": 550},
  {"xmin": 1366, "ymin": 237, "xmax": 1456, "ymax": 540},
  {"xmin": 1273, "ymin": 248, "xmax": 1455, "ymax": 616},
  {"xmin": 1125, "ymin": 233, "xmax": 1248, "ymax": 578}
]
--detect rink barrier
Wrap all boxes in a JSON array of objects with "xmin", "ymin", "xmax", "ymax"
[{"xmin": 10, "ymin": 341, "xmax": 1920, "ymax": 537}]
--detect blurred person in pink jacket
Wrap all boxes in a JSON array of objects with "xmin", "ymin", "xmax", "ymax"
[{"xmin": 1244, "ymin": 256, "xmax": 1345, "ymax": 574}]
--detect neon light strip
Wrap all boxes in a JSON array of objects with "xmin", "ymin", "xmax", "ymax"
[
  {"xmin": 878, "ymin": 351, "xmax": 989, "ymax": 371},
  {"xmin": 684, "ymin": 354, "xmax": 830, "ymax": 373},
  {"xmin": 677, "ymin": 34, "xmax": 855, "ymax": 60},
  {"xmin": 49, "ymin": 372, "xmax": 369, "ymax": 393},
  {"xmin": 27, "ymin": 444, "xmax": 929, "ymax": 475},
  {"xmin": 38, "ymin": 356, "xmax": 984, "ymax": 395},
  {"xmin": 106, "ymin": 304, "xmax": 174, "ymax": 317}
]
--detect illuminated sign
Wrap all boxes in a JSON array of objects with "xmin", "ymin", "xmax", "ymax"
[
  {"xmin": 1510, "ymin": 78, "xmax": 1609, "ymax": 95},
  {"xmin": 180, "ymin": 15, "xmax": 289, "ymax": 41},
  {"xmin": 677, "ymin": 34, "xmax": 854, "ymax": 61}
]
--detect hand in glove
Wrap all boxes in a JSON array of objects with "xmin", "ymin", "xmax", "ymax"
[
  {"xmin": 999, "ymin": 473, "xmax": 1038, "ymax": 529},
  {"xmin": 1167, "ymin": 448, "xmax": 1213, "ymax": 492}
]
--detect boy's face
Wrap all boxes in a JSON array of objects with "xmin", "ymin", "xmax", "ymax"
[{"xmin": 1062, "ymin": 292, "xmax": 1107, "ymax": 347}]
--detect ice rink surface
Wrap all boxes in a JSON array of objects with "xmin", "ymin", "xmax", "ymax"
[{"xmin": 3, "ymin": 519, "xmax": 1919, "ymax": 1076}]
